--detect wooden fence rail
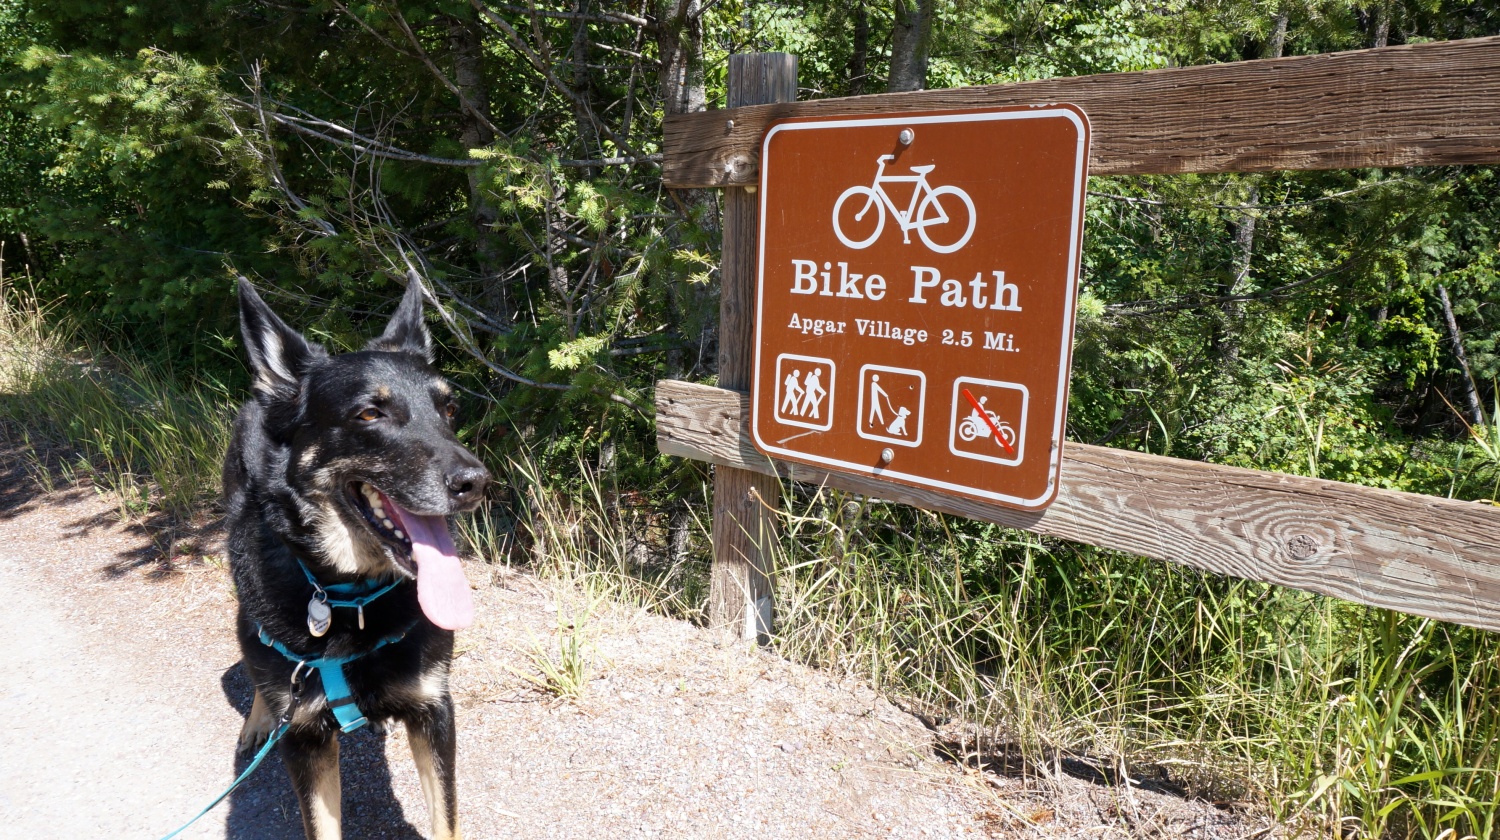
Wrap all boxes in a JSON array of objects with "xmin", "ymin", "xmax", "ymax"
[
  {"xmin": 663, "ymin": 36, "xmax": 1500, "ymax": 188},
  {"xmin": 659, "ymin": 380, "xmax": 1500, "ymax": 634},
  {"xmin": 662, "ymin": 40, "xmax": 1500, "ymax": 637}
]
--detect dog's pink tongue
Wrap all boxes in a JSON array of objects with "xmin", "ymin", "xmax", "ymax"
[{"xmin": 388, "ymin": 502, "xmax": 473, "ymax": 630}]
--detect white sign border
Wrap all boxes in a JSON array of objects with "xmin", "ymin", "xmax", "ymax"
[{"xmin": 750, "ymin": 106, "xmax": 1090, "ymax": 509}]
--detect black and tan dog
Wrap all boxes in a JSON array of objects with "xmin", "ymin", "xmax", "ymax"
[{"xmin": 226, "ymin": 277, "xmax": 488, "ymax": 839}]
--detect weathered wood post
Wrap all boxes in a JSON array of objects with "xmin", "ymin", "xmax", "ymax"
[{"xmin": 709, "ymin": 53, "xmax": 797, "ymax": 641}]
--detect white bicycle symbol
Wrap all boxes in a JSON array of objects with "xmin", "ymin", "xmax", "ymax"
[
  {"xmin": 833, "ymin": 155, "xmax": 976, "ymax": 254},
  {"xmin": 958, "ymin": 410, "xmax": 1016, "ymax": 448}
]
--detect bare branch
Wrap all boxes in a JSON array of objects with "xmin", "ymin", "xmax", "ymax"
[
  {"xmin": 401, "ymin": 265, "xmax": 651, "ymax": 415},
  {"xmin": 470, "ymin": 0, "xmax": 647, "ymax": 161},
  {"xmin": 237, "ymin": 65, "xmax": 338, "ymax": 237},
  {"xmin": 556, "ymin": 154, "xmax": 662, "ymax": 167},
  {"xmin": 231, "ymin": 96, "xmax": 484, "ymax": 167},
  {"xmin": 326, "ymin": 0, "xmax": 419, "ymax": 58},
  {"xmin": 479, "ymin": 1, "xmax": 651, "ymax": 28},
  {"xmin": 1105, "ymin": 257, "xmax": 1363, "ymax": 316},
  {"xmin": 1088, "ymin": 180, "xmax": 1412, "ymax": 213},
  {"xmin": 384, "ymin": 4, "xmax": 507, "ymax": 141}
]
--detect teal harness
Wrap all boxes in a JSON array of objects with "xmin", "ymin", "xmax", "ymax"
[
  {"xmin": 158, "ymin": 561, "xmax": 408, "ymax": 840},
  {"xmin": 255, "ymin": 618, "xmax": 412, "ymax": 733}
]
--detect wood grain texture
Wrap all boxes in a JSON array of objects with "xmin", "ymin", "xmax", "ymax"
[
  {"xmin": 710, "ymin": 54, "xmax": 795, "ymax": 639},
  {"xmin": 663, "ymin": 36, "xmax": 1500, "ymax": 188},
  {"xmin": 659, "ymin": 380, "xmax": 1500, "ymax": 633}
]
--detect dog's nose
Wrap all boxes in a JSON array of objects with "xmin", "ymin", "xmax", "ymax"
[{"xmin": 445, "ymin": 464, "xmax": 490, "ymax": 504}]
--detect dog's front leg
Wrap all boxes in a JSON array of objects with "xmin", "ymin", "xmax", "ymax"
[
  {"xmin": 281, "ymin": 726, "xmax": 341, "ymax": 840},
  {"xmin": 406, "ymin": 697, "xmax": 461, "ymax": 840}
]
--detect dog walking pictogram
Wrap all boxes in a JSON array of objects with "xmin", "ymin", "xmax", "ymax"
[
  {"xmin": 857, "ymin": 365, "xmax": 926, "ymax": 448},
  {"xmin": 833, "ymin": 155, "xmax": 977, "ymax": 253}
]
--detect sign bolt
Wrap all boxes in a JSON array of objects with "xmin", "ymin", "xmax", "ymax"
[
  {"xmin": 726, "ymin": 119, "xmax": 735, "ymax": 131},
  {"xmin": 880, "ymin": 448, "xmax": 895, "ymax": 465},
  {"xmin": 898, "ymin": 128, "xmax": 914, "ymax": 146}
]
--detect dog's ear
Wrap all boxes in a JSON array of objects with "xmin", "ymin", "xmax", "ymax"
[
  {"xmin": 237, "ymin": 277, "xmax": 320, "ymax": 397},
  {"xmin": 367, "ymin": 276, "xmax": 433, "ymax": 362}
]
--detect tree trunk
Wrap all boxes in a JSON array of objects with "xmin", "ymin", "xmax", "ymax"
[
  {"xmin": 656, "ymin": 0, "xmax": 716, "ymax": 375},
  {"xmin": 570, "ymin": 0, "xmax": 601, "ymax": 178},
  {"xmin": 1224, "ymin": 183, "xmax": 1259, "ymax": 363},
  {"xmin": 657, "ymin": 0, "xmax": 706, "ymax": 117},
  {"xmin": 1268, "ymin": 13, "xmax": 1289, "ymax": 59},
  {"xmin": 1372, "ymin": 3, "xmax": 1391, "ymax": 48},
  {"xmin": 849, "ymin": 2, "xmax": 870, "ymax": 95},
  {"xmin": 889, "ymin": 0, "xmax": 936, "ymax": 93},
  {"xmin": 447, "ymin": 13, "xmax": 507, "ymax": 323},
  {"xmin": 1437, "ymin": 283, "xmax": 1486, "ymax": 427},
  {"xmin": 1220, "ymin": 13, "xmax": 1286, "ymax": 363}
]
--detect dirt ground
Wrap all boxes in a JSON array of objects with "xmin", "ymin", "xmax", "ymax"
[{"xmin": 0, "ymin": 436, "xmax": 1287, "ymax": 839}]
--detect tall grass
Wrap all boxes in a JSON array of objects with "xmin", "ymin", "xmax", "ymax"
[
  {"xmin": 764, "ymin": 482, "xmax": 1500, "ymax": 839},
  {"xmin": 0, "ymin": 278, "xmax": 234, "ymax": 518}
]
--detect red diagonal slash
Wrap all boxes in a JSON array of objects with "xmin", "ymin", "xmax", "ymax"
[{"xmin": 961, "ymin": 388, "xmax": 1015, "ymax": 456}]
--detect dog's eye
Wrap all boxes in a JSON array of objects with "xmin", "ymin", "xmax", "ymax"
[
  {"xmin": 355, "ymin": 407, "xmax": 383, "ymax": 422},
  {"xmin": 445, "ymin": 402, "xmax": 458, "ymax": 421}
]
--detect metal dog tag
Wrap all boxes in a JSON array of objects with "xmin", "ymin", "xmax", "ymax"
[{"xmin": 307, "ymin": 596, "xmax": 332, "ymax": 637}]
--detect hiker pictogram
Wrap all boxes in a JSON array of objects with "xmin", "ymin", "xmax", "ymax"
[
  {"xmin": 832, "ymin": 155, "xmax": 977, "ymax": 253},
  {"xmin": 949, "ymin": 377, "xmax": 1028, "ymax": 465},
  {"xmin": 857, "ymin": 365, "xmax": 926, "ymax": 447},
  {"xmin": 774, "ymin": 354, "xmax": 835, "ymax": 431}
]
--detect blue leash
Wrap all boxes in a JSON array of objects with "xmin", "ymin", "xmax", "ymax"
[
  {"xmin": 159, "ymin": 721, "xmax": 288, "ymax": 840},
  {"xmin": 157, "ymin": 563, "xmax": 407, "ymax": 840}
]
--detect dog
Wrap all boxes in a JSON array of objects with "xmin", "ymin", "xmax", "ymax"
[{"xmin": 225, "ymin": 276, "xmax": 489, "ymax": 839}]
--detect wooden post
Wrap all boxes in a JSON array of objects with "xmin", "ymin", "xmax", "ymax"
[{"xmin": 709, "ymin": 53, "xmax": 797, "ymax": 641}]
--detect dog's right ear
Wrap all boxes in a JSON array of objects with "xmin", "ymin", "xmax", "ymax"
[{"xmin": 237, "ymin": 277, "xmax": 319, "ymax": 397}]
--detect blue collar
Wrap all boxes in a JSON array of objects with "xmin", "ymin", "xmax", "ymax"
[{"xmin": 297, "ymin": 558, "xmax": 404, "ymax": 627}]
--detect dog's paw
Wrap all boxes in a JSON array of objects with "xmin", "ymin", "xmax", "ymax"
[
  {"xmin": 238, "ymin": 694, "xmax": 278, "ymax": 756},
  {"xmin": 364, "ymin": 719, "xmax": 388, "ymax": 736},
  {"xmin": 237, "ymin": 723, "xmax": 274, "ymax": 756}
]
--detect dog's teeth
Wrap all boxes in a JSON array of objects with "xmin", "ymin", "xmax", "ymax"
[
  {"xmin": 382, "ymin": 517, "xmax": 394, "ymax": 529},
  {"xmin": 393, "ymin": 529, "xmax": 405, "ymax": 540}
]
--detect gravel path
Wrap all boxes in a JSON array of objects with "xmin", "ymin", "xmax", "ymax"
[{"xmin": 0, "ymin": 440, "xmax": 1283, "ymax": 839}]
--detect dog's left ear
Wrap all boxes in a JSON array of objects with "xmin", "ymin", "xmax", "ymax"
[{"xmin": 367, "ymin": 277, "xmax": 433, "ymax": 362}]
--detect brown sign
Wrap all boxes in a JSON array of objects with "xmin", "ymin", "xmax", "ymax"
[{"xmin": 751, "ymin": 106, "xmax": 1090, "ymax": 509}]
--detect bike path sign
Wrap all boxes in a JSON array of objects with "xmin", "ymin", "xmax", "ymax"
[{"xmin": 750, "ymin": 106, "xmax": 1090, "ymax": 509}]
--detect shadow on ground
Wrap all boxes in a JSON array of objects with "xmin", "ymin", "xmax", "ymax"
[
  {"xmin": 220, "ymin": 664, "xmax": 425, "ymax": 839},
  {"xmin": 932, "ymin": 738, "xmax": 1193, "ymax": 799},
  {"xmin": 0, "ymin": 422, "xmax": 226, "ymax": 580}
]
